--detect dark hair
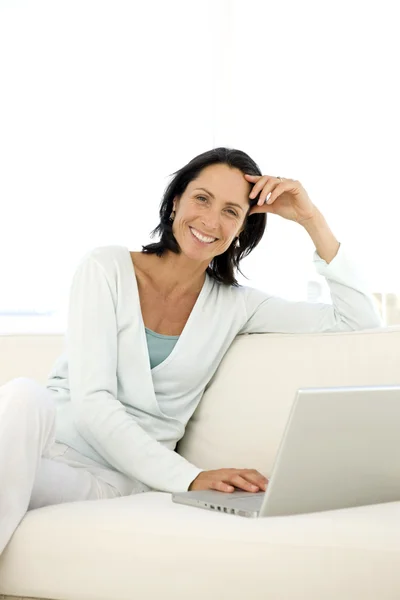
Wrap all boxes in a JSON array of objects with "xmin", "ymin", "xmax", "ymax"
[{"xmin": 141, "ymin": 147, "xmax": 267, "ymax": 287}]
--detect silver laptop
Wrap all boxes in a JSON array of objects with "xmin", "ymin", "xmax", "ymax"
[{"xmin": 172, "ymin": 385, "xmax": 400, "ymax": 518}]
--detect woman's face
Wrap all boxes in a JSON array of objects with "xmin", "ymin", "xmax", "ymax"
[{"xmin": 171, "ymin": 163, "xmax": 251, "ymax": 262}]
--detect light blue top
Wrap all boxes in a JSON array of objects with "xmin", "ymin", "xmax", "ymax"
[{"xmin": 145, "ymin": 327, "xmax": 179, "ymax": 369}]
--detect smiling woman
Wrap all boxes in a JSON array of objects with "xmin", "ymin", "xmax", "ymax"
[
  {"xmin": 141, "ymin": 147, "xmax": 267, "ymax": 287},
  {"xmin": 0, "ymin": 146, "xmax": 382, "ymax": 556}
]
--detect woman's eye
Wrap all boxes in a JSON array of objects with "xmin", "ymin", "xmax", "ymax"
[{"xmin": 197, "ymin": 196, "xmax": 237, "ymax": 217}]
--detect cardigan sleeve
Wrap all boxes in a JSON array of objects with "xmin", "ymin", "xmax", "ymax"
[
  {"xmin": 238, "ymin": 244, "xmax": 383, "ymax": 335},
  {"xmin": 66, "ymin": 254, "xmax": 203, "ymax": 493}
]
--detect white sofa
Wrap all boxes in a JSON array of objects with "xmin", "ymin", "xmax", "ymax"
[{"xmin": 1, "ymin": 327, "xmax": 400, "ymax": 600}]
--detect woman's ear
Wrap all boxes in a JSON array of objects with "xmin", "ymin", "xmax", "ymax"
[{"xmin": 172, "ymin": 194, "xmax": 180, "ymax": 213}]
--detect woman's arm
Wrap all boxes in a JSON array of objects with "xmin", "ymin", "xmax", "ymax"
[
  {"xmin": 66, "ymin": 254, "xmax": 203, "ymax": 493},
  {"xmin": 238, "ymin": 243, "xmax": 383, "ymax": 335},
  {"xmin": 299, "ymin": 207, "xmax": 340, "ymax": 264}
]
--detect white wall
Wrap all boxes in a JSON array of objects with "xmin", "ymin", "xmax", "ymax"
[{"xmin": 1, "ymin": 0, "xmax": 398, "ymax": 333}]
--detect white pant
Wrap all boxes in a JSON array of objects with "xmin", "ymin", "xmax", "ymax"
[{"xmin": 0, "ymin": 377, "xmax": 151, "ymax": 554}]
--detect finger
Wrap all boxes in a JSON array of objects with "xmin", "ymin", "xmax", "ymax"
[
  {"xmin": 263, "ymin": 182, "xmax": 283, "ymax": 205},
  {"xmin": 267, "ymin": 180, "xmax": 294, "ymax": 205},
  {"xmin": 214, "ymin": 480, "xmax": 235, "ymax": 493},
  {"xmin": 230, "ymin": 475, "xmax": 260, "ymax": 492},
  {"xmin": 244, "ymin": 174, "xmax": 261, "ymax": 180},
  {"xmin": 240, "ymin": 470, "xmax": 269, "ymax": 490},
  {"xmin": 249, "ymin": 176, "xmax": 268, "ymax": 199},
  {"xmin": 256, "ymin": 477, "xmax": 269, "ymax": 490},
  {"xmin": 244, "ymin": 173, "xmax": 261, "ymax": 189},
  {"xmin": 248, "ymin": 175, "xmax": 269, "ymax": 200},
  {"xmin": 257, "ymin": 180, "xmax": 282, "ymax": 206}
]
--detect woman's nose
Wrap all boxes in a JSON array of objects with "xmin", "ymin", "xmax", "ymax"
[{"xmin": 201, "ymin": 209, "xmax": 220, "ymax": 230}]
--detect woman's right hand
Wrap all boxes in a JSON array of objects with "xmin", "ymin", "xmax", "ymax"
[{"xmin": 188, "ymin": 468, "xmax": 269, "ymax": 493}]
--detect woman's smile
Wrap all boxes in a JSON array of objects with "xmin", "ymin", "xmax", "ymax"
[{"xmin": 189, "ymin": 226, "xmax": 218, "ymax": 245}]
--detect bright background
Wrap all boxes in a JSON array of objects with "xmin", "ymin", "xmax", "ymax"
[{"xmin": 1, "ymin": 0, "xmax": 399, "ymax": 334}]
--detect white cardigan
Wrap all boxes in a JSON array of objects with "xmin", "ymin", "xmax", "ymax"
[{"xmin": 46, "ymin": 244, "xmax": 382, "ymax": 493}]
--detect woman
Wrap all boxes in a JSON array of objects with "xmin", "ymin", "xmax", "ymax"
[{"xmin": 0, "ymin": 147, "xmax": 382, "ymax": 553}]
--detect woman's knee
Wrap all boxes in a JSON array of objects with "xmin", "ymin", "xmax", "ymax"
[{"xmin": 0, "ymin": 377, "xmax": 55, "ymax": 415}]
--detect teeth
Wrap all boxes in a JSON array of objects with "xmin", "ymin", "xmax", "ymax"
[{"xmin": 191, "ymin": 227, "xmax": 216, "ymax": 243}]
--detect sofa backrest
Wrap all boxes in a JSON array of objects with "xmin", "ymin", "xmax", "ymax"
[
  {"xmin": 177, "ymin": 326, "xmax": 400, "ymax": 475},
  {"xmin": 1, "ymin": 327, "xmax": 400, "ymax": 476},
  {"xmin": 0, "ymin": 334, "xmax": 66, "ymax": 386}
]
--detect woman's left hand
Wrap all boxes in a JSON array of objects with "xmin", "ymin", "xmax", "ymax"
[{"xmin": 245, "ymin": 174, "xmax": 317, "ymax": 225}]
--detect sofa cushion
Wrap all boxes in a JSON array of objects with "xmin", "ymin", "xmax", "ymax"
[{"xmin": 1, "ymin": 492, "xmax": 400, "ymax": 600}]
